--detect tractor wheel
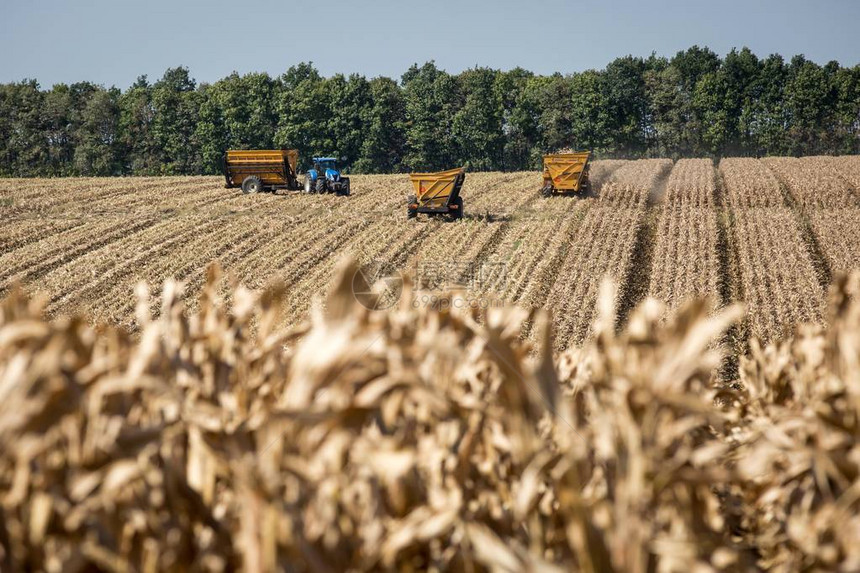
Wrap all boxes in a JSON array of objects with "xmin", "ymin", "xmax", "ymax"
[
  {"xmin": 241, "ymin": 176, "xmax": 263, "ymax": 194},
  {"xmin": 304, "ymin": 177, "xmax": 312, "ymax": 193},
  {"xmin": 451, "ymin": 196, "xmax": 464, "ymax": 220},
  {"xmin": 339, "ymin": 178, "xmax": 351, "ymax": 196},
  {"xmin": 315, "ymin": 178, "xmax": 326, "ymax": 193},
  {"xmin": 407, "ymin": 194, "xmax": 418, "ymax": 219}
]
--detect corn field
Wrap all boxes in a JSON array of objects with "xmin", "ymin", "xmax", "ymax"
[
  {"xmin": 2, "ymin": 258, "xmax": 860, "ymax": 571},
  {"xmin": 2, "ymin": 156, "xmax": 860, "ymax": 570}
]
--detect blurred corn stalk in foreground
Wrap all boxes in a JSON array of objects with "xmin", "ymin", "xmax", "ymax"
[{"xmin": 0, "ymin": 260, "xmax": 858, "ymax": 572}]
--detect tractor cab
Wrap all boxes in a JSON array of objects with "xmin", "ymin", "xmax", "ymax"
[{"xmin": 313, "ymin": 157, "xmax": 340, "ymax": 181}]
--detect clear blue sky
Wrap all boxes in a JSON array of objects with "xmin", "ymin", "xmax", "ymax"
[{"xmin": 2, "ymin": 0, "xmax": 858, "ymax": 89}]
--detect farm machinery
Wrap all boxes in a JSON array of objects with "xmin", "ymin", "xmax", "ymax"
[
  {"xmin": 222, "ymin": 149, "xmax": 303, "ymax": 193},
  {"xmin": 222, "ymin": 150, "xmax": 351, "ymax": 196},
  {"xmin": 304, "ymin": 157, "xmax": 351, "ymax": 196},
  {"xmin": 541, "ymin": 151, "xmax": 592, "ymax": 197},
  {"xmin": 407, "ymin": 167, "xmax": 466, "ymax": 220}
]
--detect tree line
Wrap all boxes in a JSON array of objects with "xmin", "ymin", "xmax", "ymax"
[{"xmin": 1, "ymin": 46, "xmax": 858, "ymax": 177}]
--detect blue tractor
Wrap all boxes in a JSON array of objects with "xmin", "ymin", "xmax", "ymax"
[{"xmin": 303, "ymin": 157, "xmax": 351, "ymax": 196}]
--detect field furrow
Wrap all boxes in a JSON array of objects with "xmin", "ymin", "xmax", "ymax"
[
  {"xmin": 94, "ymin": 219, "xmax": 279, "ymax": 324},
  {"xmin": 598, "ymin": 159, "xmax": 672, "ymax": 207},
  {"xmin": 763, "ymin": 156, "xmax": 856, "ymax": 208},
  {"xmin": 808, "ymin": 209, "xmax": 860, "ymax": 275},
  {"xmin": 648, "ymin": 207, "xmax": 720, "ymax": 310},
  {"xmin": 731, "ymin": 208, "xmax": 824, "ymax": 343},
  {"xmin": 720, "ymin": 158, "xmax": 785, "ymax": 208},
  {"xmin": 0, "ymin": 216, "xmax": 162, "ymax": 289},
  {"xmin": 648, "ymin": 159, "xmax": 720, "ymax": 312},
  {"xmin": 546, "ymin": 206, "xmax": 644, "ymax": 349},
  {"xmin": 0, "ymin": 218, "xmax": 86, "ymax": 253}
]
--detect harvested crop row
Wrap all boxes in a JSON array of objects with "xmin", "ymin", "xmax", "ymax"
[
  {"xmin": 492, "ymin": 161, "xmax": 624, "ymax": 314},
  {"xmin": 0, "ymin": 176, "xmax": 164, "ymax": 200},
  {"xmin": 732, "ymin": 207, "xmax": 824, "ymax": 343},
  {"xmin": 822, "ymin": 155, "xmax": 860, "ymax": 191},
  {"xmin": 1, "ymin": 177, "xmax": 196, "ymax": 213},
  {"xmin": 41, "ymin": 216, "xmax": 222, "ymax": 314},
  {"xmin": 0, "ymin": 217, "xmax": 85, "ymax": 253},
  {"xmin": 79, "ymin": 178, "xmax": 237, "ymax": 215},
  {"xmin": 280, "ymin": 219, "xmax": 431, "ymax": 324},
  {"xmin": 94, "ymin": 216, "xmax": 290, "ymax": 325},
  {"xmin": 762, "ymin": 156, "xmax": 856, "ymax": 208},
  {"xmin": 478, "ymin": 202, "xmax": 592, "ymax": 306},
  {"xmin": 808, "ymin": 208, "xmax": 860, "ymax": 275},
  {"xmin": 720, "ymin": 158, "xmax": 785, "ymax": 208},
  {"xmin": 648, "ymin": 206, "xmax": 720, "ymax": 311},
  {"xmin": 598, "ymin": 159, "xmax": 672, "ymax": 207},
  {"xmin": 663, "ymin": 158, "xmax": 715, "ymax": 207},
  {"xmin": 224, "ymin": 218, "xmax": 361, "ymax": 291},
  {"xmin": 275, "ymin": 175, "xmax": 524, "ymax": 325},
  {"xmin": 545, "ymin": 206, "xmax": 644, "ymax": 349},
  {"xmin": 276, "ymin": 186, "xmax": 505, "ymax": 324},
  {"xmin": 0, "ymin": 215, "xmax": 161, "ymax": 288},
  {"xmin": 461, "ymin": 171, "xmax": 536, "ymax": 213},
  {"xmin": 410, "ymin": 220, "xmax": 507, "ymax": 292}
]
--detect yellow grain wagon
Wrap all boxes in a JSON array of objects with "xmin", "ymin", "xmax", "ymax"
[
  {"xmin": 542, "ymin": 151, "xmax": 592, "ymax": 196},
  {"xmin": 222, "ymin": 149, "xmax": 302, "ymax": 193},
  {"xmin": 407, "ymin": 167, "xmax": 466, "ymax": 220}
]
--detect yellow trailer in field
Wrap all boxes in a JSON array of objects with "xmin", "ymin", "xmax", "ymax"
[
  {"xmin": 222, "ymin": 149, "xmax": 302, "ymax": 193},
  {"xmin": 541, "ymin": 151, "xmax": 592, "ymax": 197},
  {"xmin": 407, "ymin": 167, "xmax": 466, "ymax": 220}
]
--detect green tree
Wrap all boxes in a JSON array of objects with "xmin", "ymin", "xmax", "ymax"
[
  {"xmin": 667, "ymin": 46, "xmax": 722, "ymax": 154},
  {"xmin": 452, "ymin": 67, "xmax": 504, "ymax": 171},
  {"xmin": 151, "ymin": 67, "xmax": 201, "ymax": 174},
  {"xmin": 495, "ymin": 68, "xmax": 537, "ymax": 171},
  {"xmin": 4, "ymin": 80, "xmax": 48, "ymax": 176},
  {"xmin": 274, "ymin": 63, "xmax": 331, "ymax": 170},
  {"xmin": 401, "ymin": 62, "xmax": 461, "ymax": 171},
  {"xmin": 354, "ymin": 77, "xmax": 406, "ymax": 173},
  {"xmin": 784, "ymin": 56, "xmax": 832, "ymax": 155},
  {"xmin": 829, "ymin": 65, "xmax": 860, "ymax": 154},
  {"xmin": 524, "ymin": 74, "xmax": 573, "ymax": 156},
  {"xmin": 570, "ymin": 70, "xmax": 611, "ymax": 155},
  {"xmin": 118, "ymin": 76, "xmax": 159, "ymax": 174},
  {"xmin": 645, "ymin": 63, "xmax": 685, "ymax": 157},
  {"xmin": 603, "ymin": 56, "xmax": 649, "ymax": 155},
  {"xmin": 194, "ymin": 72, "xmax": 278, "ymax": 173},
  {"xmin": 749, "ymin": 55, "xmax": 788, "ymax": 155},
  {"xmin": 74, "ymin": 87, "xmax": 121, "ymax": 175},
  {"xmin": 722, "ymin": 48, "xmax": 761, "ymax": 155},
  {"xmin": 42, "ymin": 84, "xmax": 74, "ymax": 174},
  {"xmin": 328, "ymin": 73, "xmax": 372, "ymax": 170},
  {"xmin": 193, "ymin": 82, "xmax": 225, "ymax": 174}
]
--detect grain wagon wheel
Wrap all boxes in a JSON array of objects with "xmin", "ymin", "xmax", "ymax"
[
  {"xmin": 407, "ymin": 195, "xmax": 418, "ymax": 219},
  {"xmin": 541, "ymin": 184, "xmax": 553, "ymax": 198},
  {"xmin": 581, "ymin": 179, "xmax": 591, "ymax": 196},
  {"xmin": 241, "ymin": 176, "xmax": 263, "ymax": 194},
  {"xmin": 450, "ymin": 196, "xmax": 464, "ymax": 220}
]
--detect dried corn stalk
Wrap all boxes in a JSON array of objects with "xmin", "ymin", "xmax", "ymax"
[{"xmin": 1, "ymin": 259, "xmax": 859, "ymax": 571}]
